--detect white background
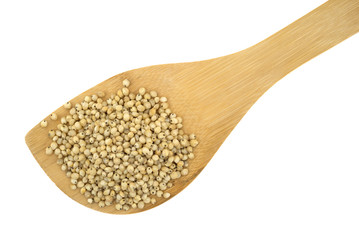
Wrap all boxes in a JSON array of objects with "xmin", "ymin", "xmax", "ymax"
[{"xmin": 1, "ymin": 0, "xmax": 358, "ymax": 239}]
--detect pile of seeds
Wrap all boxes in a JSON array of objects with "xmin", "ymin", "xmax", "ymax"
[{"xmin": 43, "ymin": 79, "xmax": 198, "ymax": 211}]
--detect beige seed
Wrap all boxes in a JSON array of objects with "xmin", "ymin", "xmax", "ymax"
[
  {"xmin": 50, "ymin": 113, "xmax": 58, "ymax": 121},
  {"xmin": 156, "ymin": 191, "xmax": 163, "ymax": 198},
  {"xmin": 45, "ymin": 147, "xmax": 53, "ymax": 155},
  {"xmin": 138, "ymin": 88, "xmax": 146, "ymax": 95},
  {"xmin": 44, "ymin": 81, "xmax": 199, "ymax": 211},
  {"xmin": 122, "ymin": 79, "xmax": 130, "ymax": 87},
  {"xmin": 48, "ymin": 129, "xmax": 55, "ymax": 138},
  {"xmin": 181, "ymin": 169, "xmax": 189, "ymax": 176},
  {"xmin": 123, "ymin": 113, "xmax": 130, "ymax": 121},
  {"xmin": 138, "ymin": 201, "xmax": 145, "ymax": 209},
  {"xmin": 170, "ymin": 171, "xmax": 180, "ymax": 179},
  {"xmin": 190, "ymin": 139, "xmax": 199, "ymax": 147},
  {"xmin": 115, "ymin": 204, "xmax": 123, "ymax": 210},
  {"xmin": 40, "ymin": 120, "xmax": 48, "ymax": 128},
  {"xmin": 98, "ymin": 201, "xmax": 105, "ymax": 208},
  {"xmin": 50, "ymin": 142, "xmax": 58, "ymax": 150},
  {"xmin": 63, "ymin": 102, "xmax": 72, "ymax": 109},
  {"xmin": 150, "ymin": 91, "xmax": 157, "ymax": 98},
  {"xmin": 122, "ymin": 88, "xmax": 129, "ymax": 96}
]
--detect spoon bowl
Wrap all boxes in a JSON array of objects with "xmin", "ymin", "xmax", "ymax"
[{"xmin": 25, "ymin": 0, "xmax": 359, "ymax": 214}]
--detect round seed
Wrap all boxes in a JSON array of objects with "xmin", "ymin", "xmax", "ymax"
[
  {"xmin": 50, "ymin": 113, "xmax": 58, "ymax": 120},
  {"xmin": 43, "ymin": 79, "xmax": 198, "ymax": 211},
  {"xmin": 40, "ymin": 120, "xmax": 48, "ymax": 128}
]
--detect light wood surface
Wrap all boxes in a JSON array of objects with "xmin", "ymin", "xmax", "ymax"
[{"xmin": 25, "ymin": 0, "xmax": 359, "ymax": 214}]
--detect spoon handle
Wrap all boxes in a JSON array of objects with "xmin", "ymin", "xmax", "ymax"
[
  {"xmin": 203, "ymin": 0, "xmax": 359, "ymax": 130},
  {"xmin": 225, "ymin": 0, "xmax": 359, "ymax": 82},
  {"xmin": 252, "ymin": 0, "xmax": 358, "ymax": 77}
]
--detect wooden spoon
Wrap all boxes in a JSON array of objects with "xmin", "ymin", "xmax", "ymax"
[{"xmin": 25, "ymin": 0, "xmax": 359, "ymax": 214}]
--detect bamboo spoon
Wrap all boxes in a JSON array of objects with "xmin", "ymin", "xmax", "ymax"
[{"xmin": 25, "ymin": 0, "xmax": 359, "ymax": 214}]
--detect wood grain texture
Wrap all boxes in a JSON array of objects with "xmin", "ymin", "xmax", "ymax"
[{"xmin": 25, "ymin": 0, "xmax": 359, "ymax": 214}]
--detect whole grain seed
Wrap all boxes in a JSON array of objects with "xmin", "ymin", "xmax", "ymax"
[{"xmin": 45, "ymin": 79, "xmax": 198, "ymax": 211}]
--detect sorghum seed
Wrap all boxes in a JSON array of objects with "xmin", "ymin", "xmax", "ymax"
[
  {"xmin": 50, "ymin": 113, "xmax": 58, "ymax": 120},
  {"xmin": 122, "ymin": 79, "xmax": 130, "ymax": 87},
  {"xmin": 44, "ymin": 79, "xmax": 198, "ymax": 211},
  {"xmin": 40, "ymin": 120, "xmax": 48, "ymax": 128},
  {"xmin": 63, "ymin": 102, "xmax": 72, "ymax": 109}
]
